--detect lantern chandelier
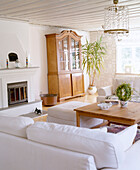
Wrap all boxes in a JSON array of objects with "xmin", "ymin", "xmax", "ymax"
[{"xmin": 104, "ymin": 0, "xmax": 129, "ymax": 37}]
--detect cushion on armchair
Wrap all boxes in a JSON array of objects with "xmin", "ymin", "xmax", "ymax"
[{"xmin": 26, "ymin": 122, "xmax": 137, "ymax": 169}]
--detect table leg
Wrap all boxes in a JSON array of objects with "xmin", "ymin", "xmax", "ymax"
[{"xmin": 76, "ymin": 112, "xmax": 80, "ymax": 127}]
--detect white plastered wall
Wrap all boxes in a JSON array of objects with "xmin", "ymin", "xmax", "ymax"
[
  {"xmin": 0, "ymin": 20, "xmax": 29, "ymax": 68},
  {"xmin": 90, "ymin": 31, "xmax": 116, "ymax": 89}
]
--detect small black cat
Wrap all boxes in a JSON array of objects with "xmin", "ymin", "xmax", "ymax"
[{"xmin": 34, "ymin": 108, "xmax": 42, "ymax": 115}]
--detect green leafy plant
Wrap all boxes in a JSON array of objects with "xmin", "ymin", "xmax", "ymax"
[
  {"xmin": 116, "ymin": 83, "xmax": 132, "ymax": 101},
  {"xmin": 82, "ymin": 36, "xmax": 106, "ymax": 87}
]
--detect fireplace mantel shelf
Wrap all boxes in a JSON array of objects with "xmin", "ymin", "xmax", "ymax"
[
  {"xmin": 0, "ymin": 66, "xmax": 39, "ymax": 71},
  {"xmin": 0, "ymin": 67, "xmax": 39, "ymax": 76}
]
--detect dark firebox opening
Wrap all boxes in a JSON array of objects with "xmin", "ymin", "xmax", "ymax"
[{"xmin": 7, "ymin": 81, "xmax": 28, "ymax": 105}]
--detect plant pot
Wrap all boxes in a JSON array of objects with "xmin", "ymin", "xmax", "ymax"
[
  {"xmin": 40, "ymin": 94, "xmax": 57, "ymax": 106},
  {"xmin": 120, "ymin": 101, "xmax": 128, "ymax": 108},
  {"xmin": 88, "ymin": 86, "xmax": 97, "ymax": 95}
]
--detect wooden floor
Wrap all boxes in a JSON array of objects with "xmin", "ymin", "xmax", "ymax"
[{"xmin": 42, "ymin": 93, "xmax": 97, "ymax": 111}]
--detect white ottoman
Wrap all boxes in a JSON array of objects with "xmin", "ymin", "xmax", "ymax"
[{"xmin": 47, "ymin": 101, "xmax": 104, "ymax": 128}]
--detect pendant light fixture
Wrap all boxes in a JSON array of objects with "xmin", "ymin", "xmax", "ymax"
[{"xmin": 104, "ymin": 0, "xmax": 129, "ymax": 37}]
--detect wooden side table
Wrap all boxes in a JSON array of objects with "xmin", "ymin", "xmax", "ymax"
[{"xmin": 21, "ymin": 110, "xmax": 48, "ymax": 122}]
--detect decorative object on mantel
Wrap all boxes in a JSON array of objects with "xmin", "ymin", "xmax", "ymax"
[
  {"xmin": 82, "ymin": 36, "xmax": 106, "ymax": 95},
  {"xmin": 8, "ymin": 52, "xmax": 18, "ymax": 61},
  {"xmin": 6, "ymin": 59, "xmax": 8, "ymax": 68},
  {"xmin": 104, "ymin": 0, "xmax": 129, "ymax": 38},
  {"xmin": 8, "ymin": 52, "xmax": 20, "ymax": 68},
  {"xmin": 116, "ymin": 83, "xmax": 132, "ymax": 108},
  {"xmin": 15, "ymin": 59, "xmax": 20, "ymax": 68},
  {"xmin": 26, "ymin": 56, "xmax": 28, "ymax": 67}
]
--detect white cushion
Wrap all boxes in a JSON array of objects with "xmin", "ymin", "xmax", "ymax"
[
  {"xmin": 47, "ymin": 101, "xmax": 103, "ymax": 128},
  {"xmin": 0, "ymin": 116, "xmax": 34, "ymax": 138},
  {"xmin": 26, "ymin": 122, "xmax": 138, "ymax": 169}
]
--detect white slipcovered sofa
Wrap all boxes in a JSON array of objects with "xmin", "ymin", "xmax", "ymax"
[
  {"xmin": 97, "ymin": 75, "xmax": 140, "ymax": 102},
  {"xmin": 0, "ymin": 116, "xmax": 140, "ymax": 170}
]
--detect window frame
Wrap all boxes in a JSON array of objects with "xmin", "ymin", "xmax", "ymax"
[{"xmin": 116, "ymin": 42, "xmax": 140, "ymax": 75}]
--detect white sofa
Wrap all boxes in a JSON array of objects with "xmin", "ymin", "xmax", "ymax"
[
  {"xmin": 97, "ymin": 76, "xmax": 140, "ymax": 102},
  {"xmin": 0, "ymin": 116, "xmax": 140, "ymax": 170}
]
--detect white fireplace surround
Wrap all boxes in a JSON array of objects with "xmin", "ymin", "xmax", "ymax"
[{"xmin": 0, "ymin": 67, "xmax": 39, "ymax": 108}]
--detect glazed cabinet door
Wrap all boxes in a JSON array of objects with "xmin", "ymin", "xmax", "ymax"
[
  {"xmin": 72, "ymin": 73, "xmax": 84, "ymax": 96},
  {"xmin": 70, "ymin": 38, "xmax": 81, "ymax": 71},
  {"xmin": 58, "ymin": 74, "xmax": 72, "ymax": 99},
  {"xmin": 58, "ymin": 36, "xmax": 70, "ymax": 72}
]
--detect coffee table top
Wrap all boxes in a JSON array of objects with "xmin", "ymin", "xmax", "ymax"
[{"xmin": 74, "ymin": 102, "xmax": 140, "ymax": 125}]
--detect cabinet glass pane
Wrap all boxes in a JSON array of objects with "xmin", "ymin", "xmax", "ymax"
[
  {"xmin": 63, "ymin": 37, "xmax": 68, "ymax": 51},
  {"xmin": 59, "ymin": 51, "xmax": 69, "ymax": 71},
  {"xmin": 58, "ymin": 36, "xmax": 70, "ymax": 71},
  {"xmin": 71, "ymin": 38, "xmax": 75, "ymax": 50},
  {"xmin": 76, "ymin": 52, "xmax": 80, "ymax": 69},
  {"xmin": 59, "ymin": 41, "xmax": 62, "ymax": 50},
  {"xmin": 71, "ymin": 52, "xmax": 76, "ymax": 69},
  {"xmin": 71, "ymin": 38, "xmax": 80, "ymax": 70},
  {"xmin": 60, "ymin": 61, "xmax": 69, "ymax": 71},
  {"xmin": 75, "ymin": 41, "xmax": 79, "ymax": 51},
  {"xmin": 77, "ymin": 61, "xmax": 80, "ymax": 69}
]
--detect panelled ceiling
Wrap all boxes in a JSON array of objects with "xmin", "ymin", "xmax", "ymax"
[{"xmin": 0, "ymin": 0, "xmax": 140, "ymax": 31}]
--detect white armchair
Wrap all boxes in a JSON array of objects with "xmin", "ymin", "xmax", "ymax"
[
  {"xmin": 97, "ymin": 85, "xmax": 113, "ymax": 102},
  {"xmin": 97, "ymin": 76, "xmax": 140, "ymax": 103}
]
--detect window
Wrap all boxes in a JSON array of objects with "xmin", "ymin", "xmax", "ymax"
[{"xmin": 116, "ymin": 43, "xmax": 140, "ymax": 74}]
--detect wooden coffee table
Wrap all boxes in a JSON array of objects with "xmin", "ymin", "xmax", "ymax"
[{"xmin": 74, "ymin": 102, "xmax": 140, "ymax": 127}]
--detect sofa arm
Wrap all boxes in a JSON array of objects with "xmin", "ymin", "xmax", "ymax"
[
  {"xmin": 98, "ymin": 86, "xmax": 113, "ymax": 97},
  {"xmin": 122, "ymin": 140, "xmax": 140, "ymax": 170},
  {"xmin": 104, "ymin": 140, "xmax": 140, "ymax": 170}
]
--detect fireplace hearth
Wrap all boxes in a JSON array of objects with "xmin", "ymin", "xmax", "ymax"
[{"xmin": 8, "ymin": 81, "xmax": 28, "ymax": 105}]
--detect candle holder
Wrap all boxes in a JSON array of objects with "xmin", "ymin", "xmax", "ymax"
[
  {"xmin": 6, "ymin": 59, "xmax": 8, "ymax": 68},
  {"xmin": 26, "ymin": 57, "xmax": 28, "ymax": 67}
]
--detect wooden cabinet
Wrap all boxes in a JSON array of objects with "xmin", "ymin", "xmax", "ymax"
[{"xmin": 45, "ymin": 30, "xmax": 85, "ymax": 101}]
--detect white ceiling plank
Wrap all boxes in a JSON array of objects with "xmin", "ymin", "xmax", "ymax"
[
  {"xmin": 0, "ymin": 0, "xmax": 109, "ymax": 16},
  {"xmin": 0, "ymin": 0, "xmax": 139, "ymax": 31}
]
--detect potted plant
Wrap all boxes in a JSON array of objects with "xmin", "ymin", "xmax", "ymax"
[
  {"xmin": 116, "ymin": 83, "xmax": 132, "ymax": 107},
  {"xmin": 82, "ymin": 36, "xmax": 106, "ymax": 94}
]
